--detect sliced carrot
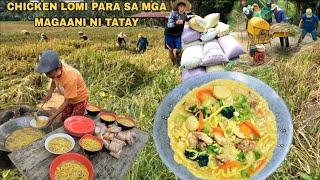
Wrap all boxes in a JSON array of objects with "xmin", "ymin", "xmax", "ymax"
[
  {"xmin": 196, "ymin": 111, "xmax": 204, "ymax": 132},
  {"xmin": 212, "ymin": 127, "xmax": 224, "ymax": 137},
  {"xmin": 239, "ymin": 122, "xmax": 252, "ymax": 137},
  {"xmin": 196, "ymin": 88, "xmax": 214, "ymax": 103},
  {"xmin": 218, "ymin": 161, "xmax": 240, "ymax": 169},
  {"xmin": 249, "ymin": 157, "xmax": 268, "ymax": 175},
  {"xmin": 244, "ymin": 121, "xmax": 260, "ymax": 137}
]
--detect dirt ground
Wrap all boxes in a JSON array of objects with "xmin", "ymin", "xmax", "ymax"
[{"xmin": 230, "ymin": 31, "xmax": 317, "ymax": 65}]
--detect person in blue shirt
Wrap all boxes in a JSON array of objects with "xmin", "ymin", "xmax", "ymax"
[
  {"xmin": 164, "ymin": 0, "xmax": 191, "ymax": 65},
  {"xmin": 298, "ymin": 8, "xmax": 319, "ymax": 43},
  {"xmin": 271, "ymin": 4, "xmax": 290, "ymax": 47},
  {"xmin": 136, "ymin": 33, "xmax": 149, "ymax": 54}
]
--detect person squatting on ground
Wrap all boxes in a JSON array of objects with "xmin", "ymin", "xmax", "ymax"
[
  {"xmin": 117, "ymin": 32, "xmax": 127, "ymax": 47},
  {"xmin": 136, "ymin": 33, "xmax": 149, "ymax": 54},
  {"xmin": 298, "ymin": 8, "xmax": 319, "ymax": 43},
  {"xmin": 78, "ymin": 31, "xmax": 88, "ymax": 41},
  {"xmin": 164, "ymin": 0, "xmax": 191, "ymax": 66},
  {"xmin": 35, "ymin": 50, "xmax": 89, "ymax": 127},
  {"xmin": 271, "ymin": 3, "xmax": 290, "ymax": 47}
]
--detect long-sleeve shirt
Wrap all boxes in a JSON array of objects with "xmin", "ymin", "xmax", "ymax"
[
  {"xmin": 137, "ymin": 37, "xmax": 148, "ymax": 47},
  {"xmin": 274, "ymin": 8, "xmax": 287, "ymax": 23},
  {"xmin": 164, "ymin": 10, "xmax": 187, "ymax": 37},
  {"xmin": 301, "ymin": 14, "xmax": 319, "ymax": 31}
]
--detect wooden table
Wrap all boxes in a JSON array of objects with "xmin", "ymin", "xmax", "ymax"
[{"xmin": 8, "ymin": 127, "xmax": 149, "ymax": 180}]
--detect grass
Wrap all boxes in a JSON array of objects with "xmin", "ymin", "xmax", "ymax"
[{"xmin": 0, "ymin": 21, "xmax": 319, "ymax": 180}]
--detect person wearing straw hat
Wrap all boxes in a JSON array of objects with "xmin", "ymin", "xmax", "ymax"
[
  {"xmin": 164, "ymin": 0, "xmax": 191, "ymax": 66},
  {"xmin": 39, "ymin": 33, "xmax": 50, "ymax": 42},
  {"xmin": 117, "ymin": 32, "xmax": 127, "ymax": 47},
  {"xmin": 136, "ymin": 33, "xmax": 149, "ymax": 54},
  {"xmin": 35, "ymin": 50, "xmax": 89, "ymax": 127},
  {"xmin": 271, "ymin": 3, "xmax": 290, "ymax": 47},
  {"xmin": 298, "ymin": 8, "xmax": 319, "ymax": 43},
  {"xmin": 78, "ymin": 31, "xmax": 88, "ymax": 41}
]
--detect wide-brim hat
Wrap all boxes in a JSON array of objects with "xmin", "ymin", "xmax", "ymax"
[
  {"xmin": 271, "ymin": 4, "xmax": 278, "ymax": 11},
  {"xmin": 306, "ymin": 8, "xmax": 312, "ymax": 18},
  {"xmin": 35, "ymin": 50, "xmax": 61, "ymax": 73},
  {"xmin": 172, "ymin": 0, "xmax": 191, "ymax": 11}
]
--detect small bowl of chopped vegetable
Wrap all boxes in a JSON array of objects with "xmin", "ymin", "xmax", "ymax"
[{"xmin": 45, "ymin": 133, "xmax": 75, "ymax": 155}]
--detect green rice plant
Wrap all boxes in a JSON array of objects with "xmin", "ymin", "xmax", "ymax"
[{"xmin": 0, "ymin": 22, "xmax": 319, "ymax": 180}]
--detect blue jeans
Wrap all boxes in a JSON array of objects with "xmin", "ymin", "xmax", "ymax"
[{"xmin": 301, "ymin": 29, "xmax": 318, "ymax": 41}]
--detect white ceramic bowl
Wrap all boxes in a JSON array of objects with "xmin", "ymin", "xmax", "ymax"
[
  {"xmin": 30, "ymin": 116, "xmax": 49, "ymax": 128},
  {"xmin": 45, "ymin": 133, "xmax": 75, "ymax": 155}
]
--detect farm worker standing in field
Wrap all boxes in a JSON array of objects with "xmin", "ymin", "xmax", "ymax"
[
  {"xmin": 271, "ymin": 4, "xmax": 290, "ymax": 47},
  {"xmin": 252, "ymin": 3, "xmax": 262, "ymax": 18},
  {"xmin": 117, "ymin": 32, "xmax": 127, "ymax": 47},
  {"xmin": 39, "ymin": 33, "xmax": 50, "ymax": 42},
  {"xmin": 35, "ymin": 50, "xmax": 89, "ymax": 127},
  {"xmin": 78, "ymin": 31, "xmax": 88, "ymax": 41},
  {"xmin": 136, "ymin": 33, "xmax": 149, "ymax": 54},
  {"xmin": 261, "ymin": 2, "xmax": 273, "ymax": 23},
  {"xmin": 164, "ymin": 0, "xmax": 191, "ymax": 65},
  {"xmin": 243, "ymin": 3, "xmax": 253, "ymax": 28},
  {"xmin": 298, "ymin": 8, "xmax": 319, "ymax": 43}
]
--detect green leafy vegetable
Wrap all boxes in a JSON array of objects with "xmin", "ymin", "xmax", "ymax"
[
  {"xmin": 200, "ymin": 106, "xmax": 211, "ymax": 118},
  {"xmin": 221, "ymin": 106, "xmax": 235, "ymax": 119},
  {"xmin": 253, "ymin": 150, "xmax": 262, "ymax": 160},
  {"xmin": 240, "ymin": 170, "xmax": 250, "ymax": 178},
  {"xmin": 201, "ymin": 127, "xmax": 210, "ymax": 134},
  {"xmin": 184, "ymin": 149, "xmax": 199, "ymax": 160},
  {"xmin": 185, "ymin": 104, "xmax": 198, "ymax": 114},
  {"xmin": 233, "ymin": 94, "xmax": 254, "ymax": 121},
  {"xmin": 236, "ymin": 152, "xmax": 247, "ymax": 162},
  {"xmin": 197, "ymin": 153, "xmax": 209, "ymax": 167},
  {"xmin": 207, "ymin": 144, "xmax": 222, "ymax": 154}
]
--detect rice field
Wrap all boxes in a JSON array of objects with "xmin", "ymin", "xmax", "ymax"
[{"xmin": 0, "ymin": 21, "xmax": 319, "ymax": 180}]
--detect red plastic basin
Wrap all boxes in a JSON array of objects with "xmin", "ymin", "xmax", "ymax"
[{"xmin": 49, "ymin": 152, "xmax": 94, "ymax": 180}]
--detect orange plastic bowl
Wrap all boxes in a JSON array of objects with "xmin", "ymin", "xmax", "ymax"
[
  {"xmin": 49, "ymin": 152, "xmax": 94, "ymax": 180},
  {"xmin": 64, "ymin": 116, "xmax": 95, "ymax": 137}
]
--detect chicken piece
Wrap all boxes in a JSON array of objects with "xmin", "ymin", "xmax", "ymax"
[
  {"xmin": 236, "ymin": 139, "xmax": 256, "ymax": 152},
  {"xmin": 213, "ymin": 133, "xmax": 228, "ymax": 145},
  {"xmin": 108, "ymin": 124, "xmax": 118, "ymax": 128},
  {"xmin": 112, "ymin": 138, "xmax": 126, "ymax": 146},
  {"xmin": 116, "ymin": 131, "xmax": 135, "ymax": 145},
  {"xmin": 187, "ymin": 133, "xmax": 198, "ymax": 148},
  {"xmin": 109, "ymin": 138, "xmax": 126, "ymax": 153},
  {"xmin": 216, "ymin": 153, "xmax": 233, "ymax": 166},
  {"xmin": 100, "ymin": 126, "xmax": 107, "ymax": 135},
  {"xmin": 103, "ymin": 132, "xmax": 116, "ymax": 141},
  {"xmin": 194, "ymin": 132, "xmax": 213, "ymax": 144},
  {"xmin": 106, "ymin": 126, "xmax": 122, "ymax": 133},
  {"xmin": 96, "ymin": 121, "xmax": 105, "ymax": 127},
  {"xmin": 110, "ymin": 150, "xmax": 122, "ymax": 159},
  {"xmin": 94, "ymin": 127, "xmax": 101, "ymax": 136},
  {"xmin": 199, "ymin": 141, "xmax": 207, "ymax": 151},
  {"xmin": 103, "ymin": 139, "xmax": 110, "ymax": 149}
]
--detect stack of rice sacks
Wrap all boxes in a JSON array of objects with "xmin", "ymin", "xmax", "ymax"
[{"xmin": 180, "ymin": 13, "xmax": 244, "ymax": 82}]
